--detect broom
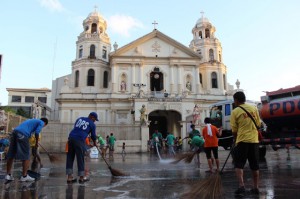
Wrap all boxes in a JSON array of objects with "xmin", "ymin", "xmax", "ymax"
[
  {"xmin": 181, "ymin": 147, "xmax": 234, "ymax": 199},
  {"xmin": 38, "ymin": 143, "xmax": 60, "ymax": 162},
  {"xmin": 171, "ymin": 151, "xmax": 197, "ymax": 164},
  {"xmin": 96, "ymin": 146, "xmax": 127, "ymax": 177}
]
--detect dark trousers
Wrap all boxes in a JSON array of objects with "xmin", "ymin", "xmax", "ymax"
[{"xmin": 66, "ymin": 138, "xmax": 85, "ymax": 177}]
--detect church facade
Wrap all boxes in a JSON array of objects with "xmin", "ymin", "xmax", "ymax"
[{"xmin": 51, "ymin": 9, "xmax": 235, "ymax": 147}]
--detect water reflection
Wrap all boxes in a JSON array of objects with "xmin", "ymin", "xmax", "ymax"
[{"xmin": 66, "ymin": 185, "xmax": 85, "ymax": 199}]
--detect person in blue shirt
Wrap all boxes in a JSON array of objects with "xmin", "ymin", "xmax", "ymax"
[
  {"xmin": 66, "ymin": 112, "xmax": 98, "ymax": 184},
  {"xmin": 5, "ymin": 118, "xmax": 48, "ymax": 182}
]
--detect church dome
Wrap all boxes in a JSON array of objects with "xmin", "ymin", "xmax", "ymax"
[
  {"xmin": 83, "ymin": 9, "xmax": 106, "ymax": 26},
  {"xmin": 195, "ymin": 17, "xmax": 212, "ymax": 28},
  {"xmin": 88, "ymin": 10, "xmax": 104, "ymax": 20}
]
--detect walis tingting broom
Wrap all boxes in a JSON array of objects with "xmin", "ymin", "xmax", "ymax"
[
  {"xmin": 96, "ymin": 146, "xmax": 128, "ymax": 177},
  {"xmin": 181, "ymin": 146, "xmax": 234, "ymax": 199},
  {"xmin": 38, "ymin": 143, "xmax": 61, "ymax": 162}
]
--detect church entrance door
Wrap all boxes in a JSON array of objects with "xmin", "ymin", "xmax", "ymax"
[{"xmin": 148, "ymin": 110, "xmax": 181, "ymax": 139}]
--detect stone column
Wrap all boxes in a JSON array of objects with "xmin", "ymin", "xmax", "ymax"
[
  {"xmin": 170, "ymin": 65, "xmax": 174, "ymax": 94},
  {"xmin": 177, "ymin": 65, "xmax": 183, "ymax": 93},
  {"xmin": 196, "ymin": 67, "xmax": 201, "ymax": 94},
  {"xmin": 111, "ymin": 65, "xmax": 116, "ymax": 92},
  {"xmin": 141, "ymin": 126, "xmax": 149, "ymax": 152},
  {"xmin": 131, "ymin": 63, "xmax": 135, "ymax": 93}
]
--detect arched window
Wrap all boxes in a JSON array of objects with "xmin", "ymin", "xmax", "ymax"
[
  {"xmin": 75, "ymin": 70, "xmax": 79, "ymax": 87},
  {"xmin": 209, "ymin": 49, "xmax": 214, "ymax": 61},
  {"xmin": 223, "ymin": 74, "xmax": 226, "ymax": 90},
  {"xmin": 219, "ymin": 52, "xmax": 222, "ymax": 62},
  {"xmin": 87, "ymin": 69, "xmax": 95, "ymax": 86},
  {"xmin": 79, "ymin": 46, "xmax": 83, "ymax": 58},
  {"xmin": 211, "ymin": 72, "xmax": 218, "ymax": 88},
  {"xmin": 89, "ymin": 45, "xmax": 95, "ymax": 59},
  {"xmin": 103, "ymin": 71, "xmax": 108, "ymax": 88},
  {"xmin": 199, "ymin": 73, "xmax": 202, "ymax": 84},
  {"xmin": 205, "ymin": 28, "xmax": 210, "ymax": 38},
  {"xmin": 199, "ymin": 31, "xmax": 202, "ymax": 39},
  {"xmin": 91, "ymin": 23, "xmax": 97, "ymax": 33},
  {"xmin": 102, "ymin": 46, "xmax": 107, "ymax": 59}
]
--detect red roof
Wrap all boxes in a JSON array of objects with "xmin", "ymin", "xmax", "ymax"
[{"xmin": 266, "ymin": 85, "xmax": 300, "ymax": 96}]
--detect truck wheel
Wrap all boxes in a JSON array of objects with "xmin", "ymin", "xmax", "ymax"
[{"xmin": 259, "ymin": 146, "xmax": 266, "ymax": 159}]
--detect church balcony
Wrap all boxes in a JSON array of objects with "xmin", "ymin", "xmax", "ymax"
[
  {"xmin": 134, "ymin": 91, "xmax": 182, "ymax": 102},
  {"xmin": 77, "ymin": 32, "xmax": 110, "ymax": 43}
]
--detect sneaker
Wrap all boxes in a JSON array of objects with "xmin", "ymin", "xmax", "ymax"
[
  {"xmin": 20, "ymin": 175, "xmax": 35, "ymax": 182},
  {"xmin": 235, "ymin": 186, "xmax": 246, "ymax": 195},
  {"xmin": 250, "ymin": 188, "xmax": 260, "ymax": 195},
  {"xmin": 5, "ymin": 174, "xmax": 14, "ymax": 181}
]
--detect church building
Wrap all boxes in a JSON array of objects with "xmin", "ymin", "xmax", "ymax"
[{"xmin": 51, "ymin": 8, "xmax": 236, "ymax": 151}]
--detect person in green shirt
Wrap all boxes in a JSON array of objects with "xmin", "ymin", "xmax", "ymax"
[
  {"xmin": 152, "ymin": 130, "xmax": 163, "ymax": 154},
  {"xmin": 185, "ymin": 124, "xmax": 201, "ymax": 150},
  {"xmin": 191, "ymin": 135, "xmax": 205, "ymax": 168},
  {"xmin": 189, "ymin": 124, "xmax": 201, "ymax": 138},
  {"xmin": 165, "ymin": 132, "xmax": 176, "ymax": 157},
  {"xmin": 97, "ymin": 135, "xmax": 106, "ymax": 148},
  {"xmin": 108, "ymin": 133, "xmax": 116, "ymax": 158}
]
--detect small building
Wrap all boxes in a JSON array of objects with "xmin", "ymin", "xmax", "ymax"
[{"xmin": 6, "ymin": 87, "xmax": 52, "ymax": 118}]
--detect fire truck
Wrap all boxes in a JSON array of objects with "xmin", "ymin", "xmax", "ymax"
[{"xmin": 209, "ymin": 85, "xmax": 300, "ymax": 158}]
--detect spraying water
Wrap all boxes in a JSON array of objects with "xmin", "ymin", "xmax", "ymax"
[{"xmin": 155, "ymin": 143, "xmax": 162, "ymax": 160}]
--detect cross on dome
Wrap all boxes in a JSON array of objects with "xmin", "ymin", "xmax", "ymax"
[
  {"xmin": 94, "ymin": 5, "xmax": 98, "ymax": 12},
  {"xmin": 152, "ymin": 20, "xmax": 158, "ymax": 29},
  {"xmin": 201, "ymin": 11, "xmax": 205, "ymax": 18}
]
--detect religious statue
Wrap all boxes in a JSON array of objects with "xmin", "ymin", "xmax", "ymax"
[
  {"xmin": 140, "ymin": 105, "xmax": 147, "ymax": 126},
  {"xmin": 186, "ymin": 81, "xmax": 192, "ymax": 91},
  {"xmin": 121, "ymin": 81, "xmax": 126, "ymax": 91},
  {"xmin": 192, "ymin": 105, "xmax": 200, "ymax": 125}
]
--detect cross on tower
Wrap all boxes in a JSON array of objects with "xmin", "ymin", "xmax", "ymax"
[
  {"xmin": 94, "ymin": 5, "xmax": 98, "ymax": 12},
  {"xmin": 152, "ymin": 20, "xmax": 158, "ymax": 29},
  {"xmin": 200, "ymin": 11, "xmax": 205, "ymax": 18}
]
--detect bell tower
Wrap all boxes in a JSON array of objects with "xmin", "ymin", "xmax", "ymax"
[
  {"xmin": 189, "ymin": 12, "xmax": 227, "ymax": 94},
  {"xmin": 70, "ymin": 6, "xmax": 111, "ymax": 91}
]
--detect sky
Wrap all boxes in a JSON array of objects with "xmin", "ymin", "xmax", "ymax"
[{"xmin": 1, "ymin": 0, "xmax": 300, "ymax": 105}]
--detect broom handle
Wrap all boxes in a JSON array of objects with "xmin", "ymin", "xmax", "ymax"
[
  {"xmin": 96, "ymin": 146, "xmax": 112, "ymax": 168},
  {"xmin": 220, "ymin": 145, "xmax": 234, "ymax": 174},
  {"xmin": 38, "ymin": 143, "xmax": 51, "ymax": 155}
]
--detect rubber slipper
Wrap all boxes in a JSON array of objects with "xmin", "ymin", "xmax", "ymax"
[{"xmin": 67, "ymin": 178, "xmax": 77, "ymax": 184}]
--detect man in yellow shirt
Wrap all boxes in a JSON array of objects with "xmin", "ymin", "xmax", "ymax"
[{"xmin": 230, "ymin": 91, "xmax": 260, "ymax": 196}]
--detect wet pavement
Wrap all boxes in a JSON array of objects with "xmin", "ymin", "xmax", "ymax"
[{"xmin": 0, "ymin": 147, "xmax": 300, "ymax": 199}]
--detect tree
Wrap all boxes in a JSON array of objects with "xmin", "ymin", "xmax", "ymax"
[{"xmin": 16, "ymin": 107, "xmax": 29, "ymax": 118}]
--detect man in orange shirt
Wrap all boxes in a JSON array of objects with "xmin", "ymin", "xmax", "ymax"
[{"xmin": 202, "ymin": 117, "xmax": 222, "ymax": 173}]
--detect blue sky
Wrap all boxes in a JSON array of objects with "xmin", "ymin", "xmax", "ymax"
[{"xmin": 1, "ymin": 0, "xmax": 300, "ymax": 105}]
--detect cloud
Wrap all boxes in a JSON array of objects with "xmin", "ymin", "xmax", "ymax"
[
  {"xmin": 38, "ymin": 0, "xmax": 64, "ymax": 12},
  {"xmin": 108, "ymin": 14, "xmax": 144, "ymax": 37}
]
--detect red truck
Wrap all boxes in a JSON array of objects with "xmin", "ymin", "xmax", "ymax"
[
  {"xmin": 259, "ymin": 85, "xmax": 300, "ymax": 152},
  {"xmin": 209, "ymin": 85, "xmax": 300, "ymax": 158}
]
